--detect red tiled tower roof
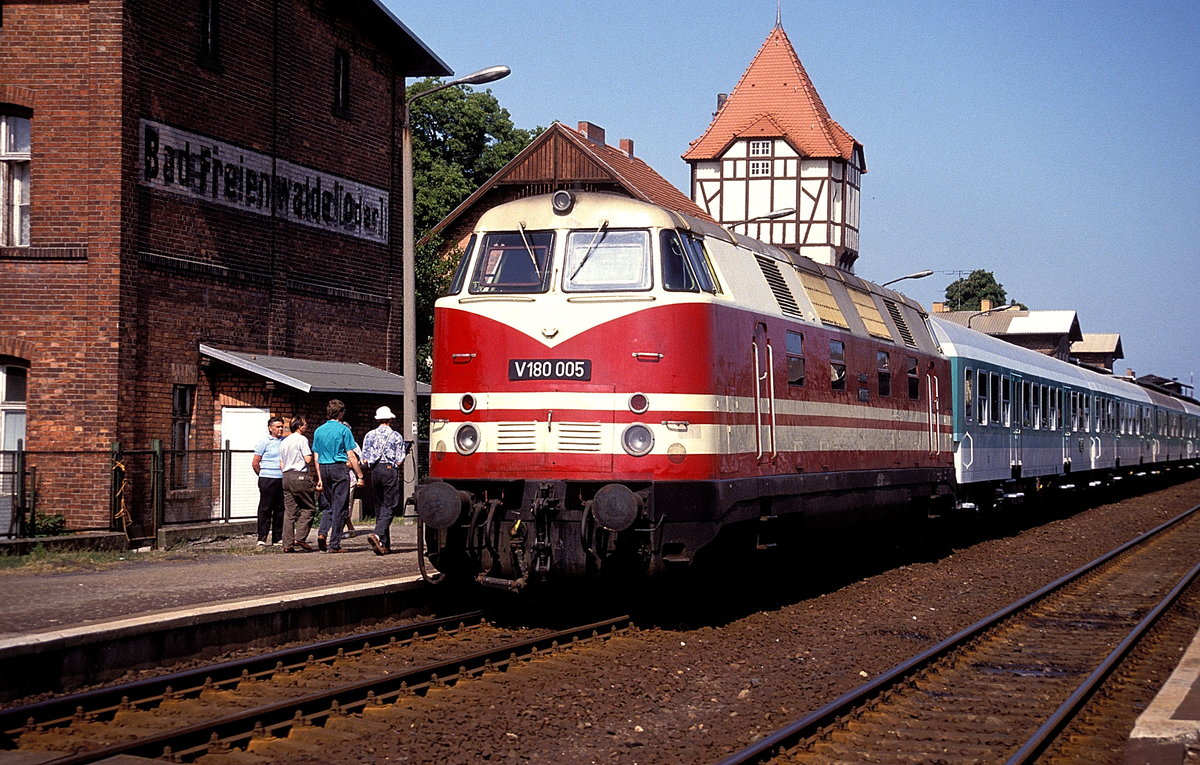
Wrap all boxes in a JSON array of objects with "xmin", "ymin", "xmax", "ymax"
[{"xmin": 683, "ymin": 25, "xmax": 861, "ymax": 163}]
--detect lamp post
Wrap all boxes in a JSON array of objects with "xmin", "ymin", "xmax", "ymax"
[
  {"xmin": 967, "ymin": 302, "xmax": 1018, "ymax": 329},
  {"xmin": 401, "ymin": 65, "xmax": 510, "ymax": 503},
  {"xmin": 880, "ymin": 269, "xmax": 934, "ymax": 288},
  {"xmin": 724, "ymin": 207, "xmax": 796, "ymax": 228}
]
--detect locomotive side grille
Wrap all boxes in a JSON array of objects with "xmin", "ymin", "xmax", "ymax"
[
  {"xmin": 754, "ymin": 254, "xmax": 806, "ymax": 320},
  {"xmin": 556, "ymin": 422, "xmax": 604, "ymax": 452},
  {"xmin": 884, "ymin": 298, "xmax": 917, "ymax": 348},
  {"xmin": 495, "ymin": 422, "xmax": 538, "ymax": 451}
]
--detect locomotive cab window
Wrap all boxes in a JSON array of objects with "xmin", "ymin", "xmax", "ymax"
[
  {"xmin": 830, "ymin": 340, "xmax": 846, "ymax": 391},
  {"xmin": 563, "ymin": 228, "xmax": 651, "ymax": 292},
  {"xmin": 469, "ymin": 231, "xmax": 554, "ymax": 294},
  {"xmin": 445, "ymin": 234, "xmax": 477, "ymax": 295},
  {"xmin": 661, "ymin": 230, "xmax": 699, "ymax": 292},
  {"xmin": 787, "ymin": 331, "xmax": 805, "ymax": 387}
]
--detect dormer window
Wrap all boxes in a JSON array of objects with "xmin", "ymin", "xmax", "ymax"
[{"xmin": 749, "ymin": 140, "xmax": 771, "ymax": 156}]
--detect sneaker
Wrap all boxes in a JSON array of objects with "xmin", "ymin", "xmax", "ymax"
[
  {"xmin": 257, "ymin": 540, "xmax": 268, "ymax": 547},
  {"xmin": 367, "ymin": 534, "xmax": 384, "ymax": 556},
  {"xmin": 317, "ymin": 535, "xmax": 327, "ymax": 552},
  {"xmin": 272, "ymin": 541, "xmax": 283, "ymax": 547}
]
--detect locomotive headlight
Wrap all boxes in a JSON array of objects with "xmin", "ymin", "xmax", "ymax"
[
  {"xmin": 621, "ymin": 424, "xmax": 654, "ymax": 457},
  {"xmin": 454, "ymin": 423, "xmax": 480, "ymax": 455}
]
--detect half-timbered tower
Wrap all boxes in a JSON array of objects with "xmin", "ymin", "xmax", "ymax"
[{"xmin": 684, "ymin": 23, "xmax": 866, "ymax": 272}]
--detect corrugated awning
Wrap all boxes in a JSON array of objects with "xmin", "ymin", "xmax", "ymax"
[{"xmin": 200, "ymin": 344, "xmax": 430, "ymax": 396}]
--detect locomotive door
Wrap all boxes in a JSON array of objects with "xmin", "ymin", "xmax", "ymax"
[{"xmin": 751, "ymin": 323, "xmax": 777, "ymax": 463}]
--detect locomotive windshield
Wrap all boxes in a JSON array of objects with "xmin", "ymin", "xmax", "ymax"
[
  {"xmin": 468, "ymin": 230, "xmax": 554, "ymax": 294},
  {"xmin": 562, "ymin": 228, "xmax": 651, "ymax": 292}
]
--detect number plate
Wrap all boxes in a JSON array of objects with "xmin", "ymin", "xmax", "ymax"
[{"xmin": 509, "ymin": 359, "xmax": 592, "ymax": 381}]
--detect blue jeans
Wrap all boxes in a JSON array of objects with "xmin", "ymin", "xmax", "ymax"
[
  {"xmin": 318, "ymin": 466, "xmax": 350, "ymax": 550},
  {"xmin": 370, "ymin": 463, "xmax": 400, "ymax": 549}
]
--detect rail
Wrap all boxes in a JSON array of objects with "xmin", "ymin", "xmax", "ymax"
[{"xmin": 718, "ymin": 503, "xmax": 1200, "ymax": 763}]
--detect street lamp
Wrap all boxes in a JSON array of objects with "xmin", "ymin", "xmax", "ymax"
[
  {"xmin": 401, "ymin": 64, "xmax": 510, "ymax": 503},
  {"xmin": 967, "ymin": 302, "xmax": 1018, "ymax": 329},
  {"xmin": 724, "ymin": 207, "xmax": 796, "ymax": 228},
  {"xmin": 880, "ymin": 269, "xmax": 934, "ymax": 288}
]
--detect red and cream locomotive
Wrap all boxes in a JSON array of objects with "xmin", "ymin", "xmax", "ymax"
[{"xmin": 415, "ymin": 191, "xmax": 955, "ymax": 589}]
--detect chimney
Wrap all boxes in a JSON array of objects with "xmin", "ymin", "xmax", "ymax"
[
  {"xmin": 578, "ymin": 121, "xmax": 606, "ymax": 146},
  {"xmin": 932, "ymin": 302, "xmax": 946, "ymax": 313},
  {"xmin": 1127, "ymin": 368, "xmax": 1136, "ymax": 378},
  {"xmin": 980, "ymin": 299, "xmax": 993, "ymax": 312},
  {"xmin": 619, "ymin": 138, "xmax": 634, "ymax": 157},
  {"xmin": 716, "ymin": 93, "xmax": 728, "ymax": 113}
]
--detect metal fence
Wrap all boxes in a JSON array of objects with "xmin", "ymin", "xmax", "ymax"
[{"xmin": 2, "ymin": 439, "xmax": 431, "ymax": 543}]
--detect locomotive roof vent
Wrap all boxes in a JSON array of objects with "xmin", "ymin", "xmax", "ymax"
[{"xmin": 552, "ymin": 189, "xmax": 575, "ymax": 215}]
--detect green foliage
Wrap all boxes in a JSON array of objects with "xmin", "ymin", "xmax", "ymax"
[
  {"xmin": 31, "ymin": 512, "xmax": 69, "ymax": 537},
  {"xmin": 943, "ymin": 270, "xmax": 1011, "ymax": 312},
  {"xmin": 407, "ymin": 79, "xmax": 540, "ymax": 365}
]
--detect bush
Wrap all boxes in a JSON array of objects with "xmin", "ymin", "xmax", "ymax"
[{"xmin": 31, "ymin": 512, "xmax": 69, "ymax": 537}]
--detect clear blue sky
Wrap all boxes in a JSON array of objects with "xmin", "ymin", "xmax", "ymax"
[{"xmin": 387, "ymin": 0, "xmax": 1200, "ymax": 385}]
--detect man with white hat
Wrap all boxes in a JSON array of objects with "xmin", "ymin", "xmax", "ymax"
[{"xmin": 359, "ymin": 404, "xmax": 410, "ymax": 555}]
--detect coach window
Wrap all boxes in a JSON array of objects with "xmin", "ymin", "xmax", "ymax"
[
  {"xmin": 563, "ymin": 229, "xmax": 651, "ymax": 292},
  {"xmin": 963, "ymin": 368, "xmax": 973, "ymax": 422},
  {"xmin": 991, "ymin": 373, "xmax": 1002, "ymax": 427},
  {"xmin": 1, "ymin": 111, "xmax": 31, "ymax": 247},
  {"xmin": 877, "ymin": 351, "xmax": 891, "ymax": 397},
  {"xmin": 978, "ymin": 370, "xmax": 990, "ymax": 425},
  {"xmin": 907, "ymin": 357, "xmax": 920, "ymax": 400},
  {"xmin": 1032, "ymin": 384, "xmax": 1042, "ymax": 430},
  {"xmin": 470, "ymin": 231, "xmax": 554, "ymax": 294},
  {"xmin": 1001, "ymin": 376, "xmax": 1012, "ymax": 427}
]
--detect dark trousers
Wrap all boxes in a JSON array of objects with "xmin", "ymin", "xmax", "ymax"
[
  {"xmin": 318, "ymin": 466, "xmax": 350, "ymax": 550},
  {"xmin": 256, "ymin": 476, "xmax": 284, "ymax": 543},
  {"xmin": 370, "ymin": 463, "xmax": 400, "ymax": 549}
]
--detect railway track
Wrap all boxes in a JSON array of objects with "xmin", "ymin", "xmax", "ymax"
[
  {"xmin": 1, "ymin": 611, "xmax": 632, "ymax": 764},
  {"xmin": 720, "ymin": 503, "xmax": 1200, "ymax": 764}
]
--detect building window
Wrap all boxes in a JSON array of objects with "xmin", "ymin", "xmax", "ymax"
[
  {"xmin": 1, "ymin": 363, "xmax": 28, "ymax": 452},
  {"xmin": 787, "ymin": 331, "xmax": 805, "ymax": 387},
  {"xmin": 830, "ymin": 340, "xmax": 846, "ymax": 391},
  {"xmin": 749, "ymin": 140, "xmax": 771, "ymax": 156},
  {"xmin": 907, "ymin": 357, "xmax": 920, "ymax": 400},
  {"xmin": 1, "ymin": 112, "xmax": 31, "ymax": 247},
  {"xmin": 333, "ymin": 49, "xmax": 351, "ymax": 117},
  {"xmin": 171, "ymin": 385, "xmax": 195, "ymax": 488},
  {"xmin": 749, "ymin": 160, "xmax": 771, "ymax": 177},
  {"xmin": 199, "ymin": 0, "xmax": 221, "ymax": 70},
  {"xmin": 877, "ymin": 351, "xmax": 891, "ymax": 397}
]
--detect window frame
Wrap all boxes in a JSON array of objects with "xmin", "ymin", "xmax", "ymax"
[
  {"xmin": 198, "ymin": 0, "xmax": 222, "ymax": 71},
  {"xmin": 333, "ymin": 48, "xmax": 352, "ymax": 118},
  {"xmin": 171, "ymin": 384, "xmax": 195, "ymax": 489},
  {"xmin": 877, "ymin": 351, "xmax": 891, "ymax": 397},
  {"xmin": 0, "ymin": 112, "xmax": 31, "ymax": 247},
  {"xmin": 748, "ymin": 159, "xmax": 771, "ymax": 177},
  {"xmin": 830, "ymin": 340, "xmax": 847, "ymax": 391},
  {"xmin": 786, "ymin": 331, "xmax": 805, "ymax": 388}
]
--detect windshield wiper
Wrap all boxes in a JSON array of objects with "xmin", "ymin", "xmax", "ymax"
[
  {"xmin": 569, "ymin": 220, "xmax": 609, "ymax": 280},
  {"xmin": 517, "ymin": 221, "xmax": 541, "ymax": 278}
]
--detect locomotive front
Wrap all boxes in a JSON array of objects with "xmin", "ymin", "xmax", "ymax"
[{"xmin": 416, "ymin": 192, "xmax": 722, "ymax": 589}]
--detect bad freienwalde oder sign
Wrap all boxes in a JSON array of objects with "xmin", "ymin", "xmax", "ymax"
[{"xmin": 139, "ymin": 119, "xmax": 389, "ymax": 244}]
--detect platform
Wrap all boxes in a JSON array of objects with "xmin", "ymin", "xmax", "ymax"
[
  {"xmin": 1128, "ymin": 628, "xmax": 1200, "ymax": 764},
  {"xmin": 0, "ymin": 521, "xmax": 444, "ymax": 701}
]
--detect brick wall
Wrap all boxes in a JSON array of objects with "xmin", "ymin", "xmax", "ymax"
[{"xmin": 0, "ymin": 0, "xmax": 424, "ymax": 532}]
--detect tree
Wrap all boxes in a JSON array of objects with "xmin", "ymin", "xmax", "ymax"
[
  {"xmin": 407, "ymin": 79, "xmax": 540, "ymax": 378},
  {"xmin": 943, "ymin": 270, "xmax": 1012, "ymax": 312}
]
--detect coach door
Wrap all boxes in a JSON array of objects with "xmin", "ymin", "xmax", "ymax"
[
  {"xmin": 751, "ymin": 323, "xmax": 777, "ymax": 463},
  {"xmin": 1009, "ymin": 375, "xmax": 1023, "ymax": 475}
]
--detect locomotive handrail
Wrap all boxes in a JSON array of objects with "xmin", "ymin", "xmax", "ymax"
[
  {"xmin": 768, "ymin": 342, "xmax": 778, "ymax": 459},
  {"xmin": 752, "ymin": 340, "xmax": 763, "ymax": 460}
]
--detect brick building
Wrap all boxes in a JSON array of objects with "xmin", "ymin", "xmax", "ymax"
[{"xmin": 0, "ymin": 0, "xmax": 447, "ymax": 538}]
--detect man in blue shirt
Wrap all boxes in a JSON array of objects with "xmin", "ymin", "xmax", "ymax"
[
  {"xmin": 312, "ymin": 399, "xmax": 363, "ymax": 553},
  {"xmin": 251, "ymin": 416, "xmax": 286, "ymax": 546},
  {"xmin": 359, "ymin": 405, "xmax": 410, "ymax": 556}
]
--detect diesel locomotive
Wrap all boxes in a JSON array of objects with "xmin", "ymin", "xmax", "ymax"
[{"xmin": 414, "ymin": 191, "xmax": 1198, "ymax": 590}]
